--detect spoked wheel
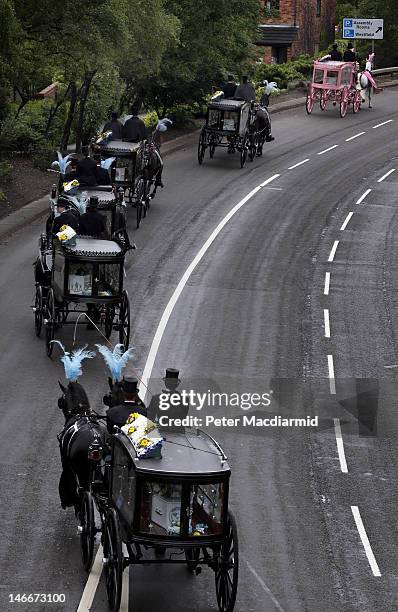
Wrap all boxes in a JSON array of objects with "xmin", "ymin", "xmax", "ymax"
[
  {"xmin": 135, "ymin": 177, "xmax": 146, "ymax": 229},
  {"xmin": 340, "ymin": 90, "xmax": 349, "ymax": 118},
  {"xmin": 353, "ymin": 91, "xmax": 361, "ymax": 113},
  {"xmin": 79, "ymin": 491, "xmax": 96, "ymax": 572},
  {"xmin": 118, "ymin": 290, "xmax": 130, "ymax": 350},
  {"xmin": 185, "ymin": 547, "xmax": 200, "ymax": 572},
  {"xmin": 45, "ymin": 288, "xmax": 56, "ymax": 357},
  {"xmin": 34, "ymin": 285, "xmax": 43, "ymax": 337},
  {"xmin": 240, "ymin": 136, "xmax": 248, "ymax": 168},
  {"xmin": 198, "ymin": 130, "xmax": 206, "ymax": 165},
  {"xmin": 104, "ymin": 305, "xmax": 115, "ymax": 339},
  {"xmin": 306, "ymin": 89, "xmax": 314, "ymax": 114},
  {"xmin": 103, "ymin": 509, "xmax": 123, "ymax": 612},
  {"xmin": 320, "ymin": 92, "xmax": 327, "ymax": 111},
  {"xmin": 215, "ymin": 512, "xmax": 239, "ymax": 612},
  {"xmin": 248, "ymin": 133, "xmax": 257, "ymax": 162}
]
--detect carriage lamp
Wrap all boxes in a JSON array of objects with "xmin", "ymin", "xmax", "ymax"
[{"xmin": 88, "ymin": 439, "xmax": 102, "ymax": 461}]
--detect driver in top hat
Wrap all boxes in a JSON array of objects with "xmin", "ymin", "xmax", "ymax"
[
  {"xmin": 106, "ymin": 376, "xmax": 147, "ymax": 434},
  {"xmin": 147, "ymin": 368, "xmax": 189, "ymax": 429},
  {"xmin": 78, "ymin": 196, "xmax": 108, "ymax": 238}
]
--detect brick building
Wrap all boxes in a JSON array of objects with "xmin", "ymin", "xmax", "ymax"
[{"xmin": 255, "ymin": 0, "xmax": 336, "ymax": 63}]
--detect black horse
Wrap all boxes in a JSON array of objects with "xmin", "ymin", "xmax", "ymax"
[
  {"xmin": 57, "ymin": 381, "xmax": 106, "ymax": 510},
  {"xmin": 250, "ymin": 103, "xmax": 273, "ymax": 156}
]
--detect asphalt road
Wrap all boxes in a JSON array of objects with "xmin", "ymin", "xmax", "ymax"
[{"xmin": 1, "ymin": 90, "xmax": 398, "ymax": 612}]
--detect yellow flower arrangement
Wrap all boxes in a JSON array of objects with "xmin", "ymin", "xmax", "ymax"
[
  {"xmin": 127, "ymin": 425, "xmax": 137, "ymax": 435},
  {"xmin": 126, "ymin": 412, "xmax": 140, "ymax": 424},
  {"xmin": 139, "ymin": 437, "xmax": 150, "ymax": 448}
]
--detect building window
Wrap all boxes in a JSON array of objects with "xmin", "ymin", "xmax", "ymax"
[
  {"xmin": 316, "ymin": 0, "xmax": 321, "ymax": 16},
  {"xmin": 264, "ymin": 0, "xmax": 280, "ymax": 16},
  {"xmin": 271, "ymin": 46, "xmax": 288, "ymax": 64}
]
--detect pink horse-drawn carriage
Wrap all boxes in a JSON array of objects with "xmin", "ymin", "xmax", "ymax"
[{"xmin": 306, "ymin": 60, "xmax": 362, "ymax": 118}]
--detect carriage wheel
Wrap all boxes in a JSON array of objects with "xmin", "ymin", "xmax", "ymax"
[
  {"xmin": 198, "ymin": 130, "xmax": 206, "ymax": 165},
  {"xmin": 248, "ymin": 133, "xmax": 257, "ymax": 162},
  {"xmin": 34, "ymin": 285, "xmax": 43, "ymax": 337},
  {"xmin": 79, "ymin": 491, "xmax": 96, "ymax": 572},
  {"xmin": 103, "ymin": 509, "xmax": 123, "ymax": 612},
  {"xmin": 135, "ymin": 177, "xmax": 146, "ymax": 229},
  {"xmin": 306, "ymin": 90, "xmax": 314, "ymax": 115},
  {"xmin": 320, "ymin": 92, "xmax": 327, "ymax": 111},
  {"xmin": 340, "ymin": 90, "xmax": 349, "ymax": 118},
  {"xmin": 240, "ymin": 136, "xmax": 248, "ymax": 168},
  {"xmin": 352, "ymin": 91, "xmax": 361, "ymax": 113},
  {"xmin": 45, "ymin": 288, "xmax": 56, "ymax": 357},
  {"xmin": 185, "ymin": 547, "xmax": 200, "ymax": 572},
  {"xmin": 118, "ymin": 290, "xmax": 130, "ymax": 350},
  {"xmin": 105, "ymin": 305, "xmax": 115, "ymax": 339},
  {"xmin": 215, "ymin": 512, "xmax": 239, "ymax": 612}
]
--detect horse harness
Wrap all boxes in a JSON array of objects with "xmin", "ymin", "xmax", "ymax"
[{"xmin": 58, "ymin": 416, "xmax": 102, "ymax": 460}]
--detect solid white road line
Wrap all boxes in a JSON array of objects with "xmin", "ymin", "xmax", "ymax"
[
  {"xmin": 324, "ymin": 309, "xmax": 331, "ymax": 338},
  {"xmin": 372, "ymin": 119, "xmax": 394, "ymax": 129},
  {"xmin": 324, "ymin": 272, "xmax": 331, "ymax": 295},
  {"xmin": 260, "ymin": 173, "xmax": 281, "ymax": 187},
  {"xmin": 287, "ymin": 159, "xmax": 310, "ymax": 170},
  {"xmin": 351, "ymin": 506, "xmax": 382, "ymax": 577},
  {"xmin": 378, "ymin": 168, "xmax": 396, "ymax": 183},
  {"xmin": 340, "ymin": 212, "xmax": 354, "ymax": 231},
  {"xmin": 345, "ymin": 132, "xmax": 366, "ymax": 142},
  {"xmin": 76, "ymin": 546, "xmax": 103, "ymax": 612},
  {"xmin": 318, "ymin": 144, "xmax": 339, "ymax": 155},
  {"xmin": 327, "ymin": 354, "xmax": 336, "ymax": 395},
  {"xmin": 244, "ymin": 558, "xmax": 285, "ymax": 612},
  {"xmin": 333, "ymin": 418, "xmax": 348, "ymax": 473},
  {"xmin": 356, "ymin": 189, "xmax": 371, "ymax": 205},
  {"xmin": 140, "ymin": 177, "xmax": 279, "ymax": 395},
  {"xmin": 328, "ymin": 241, "xmax": 339, "ymax": 262}
]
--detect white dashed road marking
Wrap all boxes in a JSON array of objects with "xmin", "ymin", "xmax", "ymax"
[
  {"xmin": 318, "ymin": 145, "xmax": 339, "ymax": 155},
  {"xmin": 340, "ymin": 212, "xmax": 354, "ymax": 231},
  {"xmin": 356, "ymin": 189, "xmax": 372, "ymax": 205},
  {"xmin": 328, "ymin": 241, "xmax": 339, "ymax": 262},
  {"xmin": 372, "ymin": 119, "xmax": 394, "ymax": 129},
  {"xmin": 324, "ymin": 272, "xmax": 331, "ymax": 295},
  {"xmin": 333, "ymin": 418, "xmax": 348, "ymax": 473},
  {"xmin": 327, "ymin": 354, "xmax": 336, "ymax": 395},
  {"xmin": 345, "ymin": 132, "xmax": 366, "ymax": 141},
  {"xmin": 351, "ymin": 506, "xmax": 382, "ymax": 577},
  {"xmin": 324, "ymin": 309, "xmax": 331, "ymax": 338},
  {"xmin": 377, "ymin": 168, "xmax": 395, "ymax": 183},
  {"xmin": 288, "ymin": 159, "xmax": 310, "ymax": 170}
]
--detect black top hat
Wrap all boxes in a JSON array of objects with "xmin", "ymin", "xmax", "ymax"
[
  {"xmin": 88, "ymin": 195, "xmax": 99, "ymax": 210},
  {"xmin": 57, "ymin": 196, "xmax": 70, "ymax": 209},
  {"xmin": 347, "ymin": 42, "xmax": 353, "ymax": 49},
  {"xmin": 122, "ymin": 377, "xmax": 138, "ymax": 394},
  {"xmin": 163, "ymin": 368, "xmax": 180, "ymax": 383}
]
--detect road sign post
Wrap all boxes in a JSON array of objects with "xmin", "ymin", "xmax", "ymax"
[{"xmin": 342, "ymin": 18, "xmax": 384, "ymax": 40}]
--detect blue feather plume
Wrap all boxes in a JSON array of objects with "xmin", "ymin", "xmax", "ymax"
[
  {"xmin": 65, "ymin": 192, "xmax": 89, "ymax": 214},
  {"xmin": 52, "ymin": 341, "xmax": 96, "ymax": 381},
  {"xmin": 51, "ymin": 152, "xmax": 72, "ymax": 174},
  {"xmin": 96, "ymin": 343, "xmax": 135, "ymax": 381},
  {"xmin": 101, "ymin": 156, "xmax": 115, "ymax": 170}
]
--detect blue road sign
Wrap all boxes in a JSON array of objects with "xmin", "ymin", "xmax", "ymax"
[
  {"xmin": 343, "ymin": 19, "xmax": 353, "ymax": 28},
  {"xmin": 344, "ymin": 29, "xmax": 355, "ymax": 38}
]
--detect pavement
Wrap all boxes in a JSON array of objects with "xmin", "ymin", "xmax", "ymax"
[{"xmin": 1, "ymin": 77, "xmax": 395, "ymax": 243}]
